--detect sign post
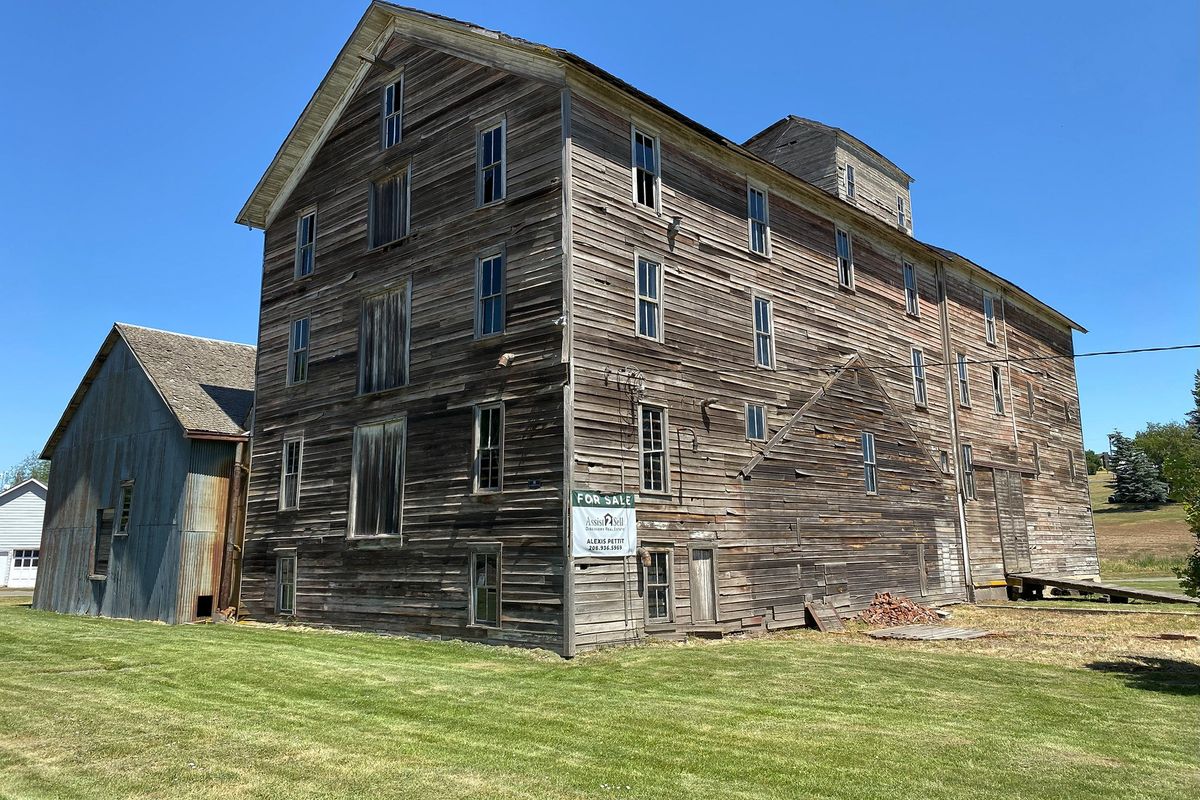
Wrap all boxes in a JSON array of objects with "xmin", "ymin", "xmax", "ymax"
[{"xmin": 570, "ymin": 490, "xmax": 637, "ymax": 557}]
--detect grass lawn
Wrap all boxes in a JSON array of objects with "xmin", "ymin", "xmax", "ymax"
[
  {"xmin": 1090, "ymin": 472, "xmax": 1192, "ymax": 584},
  {"xmin": 0, "ymin": 599, "xmax": 1197, "ymax": 799}
]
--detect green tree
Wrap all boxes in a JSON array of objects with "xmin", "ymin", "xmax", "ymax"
[
  {"xmin": 1133, "ymin": 421, "xmax": 1200, "ymax": 501},
  {"xmin": 1187, "ymin": 369, "xmax": 1200, "ymax": 433},
  {"xmin": 1173, "ymin": 495, "xmax": 1200, "ymax": 597},
  {"xmin": 1084, "ymin": 449, "xmax": 1102, "ymax": 475},
  {"xmin": 2, "ymin": 451, "xmax": 50, "ymax": 489},
  {"xmin": 1107, "ymin": 432, "xmax": 1168, "ymax": 505}
]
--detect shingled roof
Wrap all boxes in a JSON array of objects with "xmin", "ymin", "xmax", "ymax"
[{"xmin": 41, "ymin": 324, "xmax": 256, "ymax": 459}]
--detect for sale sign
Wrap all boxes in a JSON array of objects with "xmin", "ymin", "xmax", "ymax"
[{"xmin": 570, "ymin": 490, "xmax": 637, "ymax": 557}]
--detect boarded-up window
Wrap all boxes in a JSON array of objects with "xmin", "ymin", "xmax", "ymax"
[
  {"xmin": 836, "ymin": 228, "xmax": 854, "ymax": 289},
  {"xmin": 911, "ymin": 348, "xmax": 928, "ymax": 407},
  {"xmin": 476, "ymin": 252, "xmax": 505, "ymax": 338},
  {"xmin": 640, "ymin": 405, "xmax": 669, "ymax": 494},
  {"xmin": 369, "ymin": 167, "xmax": 409, "ymax": 248},
  {"xmin": 961, "ymin": 444, "xmax": 976, "ymax": 500},
  {"xmin": 753, "ymin": 295, "xmax": 774, "ymax": 368},
  {"xmin": 862, "ymin": 432, "xmax": 878, "ymax": 494},
  {"xmin": 477, "ymin": 120, "xmax": 505, "ymax": 205},
  {"xmin": 280, "ymin": 438, "xmax": 302, "ymax": 510},
  {"xmin": 632, "ymin": 126, "xmax": 659, "ymax": 210},
  {"xmin": 358, "ymin": 285, "xmax": 409, "ymax": 394},
  {"xmin": 636, "ymin": 256, "xmax": 662, "ymax": 341},
  {"xmin": 903, "ymin": 262, "xmax": 919, "ymax": 316},
  {"xmin": 348, "ymin": 419, "xmax": 406, "ymax": 538},
  {"xmin": 294, "ymin": 210, "xmax": 316, "ymax": 278},
  {"xmin": 471, "ymin": 548, "xmax": 501, "ymax": 627},
  {"xmin": 748, "ymin": 185, "xmax": 769, "ymax": 256},
  {"xmin": 474, "ymin": 403, "xmax": 503, "ymax": 493},
  {"xmin": 382, "ymin": 77, "xmax": 403, "ymax": 148},
  {"xmin": 276, "ymin": 555, "xmax": 296, "ymax": 615},
  {"xmin": 117, "ymin": 481, "xmax": 134, "ymax": 534},
  {"xmin": 93, "ymin": 508, "xmax": 114, "ymax": 576},
  {"xmin": 643, "ymin": 549, "xmax": 672, "ymax": 623},
  {"xmin": 287, "ymin": 317, "xmax": 309, "ymax": 385}
]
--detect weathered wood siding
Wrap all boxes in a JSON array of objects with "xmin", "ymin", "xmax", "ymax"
[
  {"xmin": 32, "ymin": 340, "xmax": 194, "ymax": 623},
  {"xmin": 240, "ymin": 36, "xmax": 568, "ymax": 649}
]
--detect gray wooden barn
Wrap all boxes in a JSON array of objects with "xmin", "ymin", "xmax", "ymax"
[{"xmin": 32, "ymin": 323, "xmax": 255, "ymax": 624}]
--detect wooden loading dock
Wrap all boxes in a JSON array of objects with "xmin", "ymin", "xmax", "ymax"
[{"xmin": 1007, "ymin": 573, "xmax": 1200, "ymax": 606}]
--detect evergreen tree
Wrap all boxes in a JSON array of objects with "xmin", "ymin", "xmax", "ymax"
[
  {"xmin": 1188, "ymin": 369, "xmax": 1200, "ymax": 434},
  {"xmin": 1107, "ymin": 432, "xmax": 1169, "ymax": 504},
  {"xmin": 1173, "ymin": 495, "xmax": 1200, "ymax": 598}
]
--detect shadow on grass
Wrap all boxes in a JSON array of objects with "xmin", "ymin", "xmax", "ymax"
[
  {"xmin": 1087, "ymin": 656, "xmax": 1200, "ymax": 696},
  {"xmin": 1092, "ymin": 503, "xmax": 1175, "ymax": 515}
]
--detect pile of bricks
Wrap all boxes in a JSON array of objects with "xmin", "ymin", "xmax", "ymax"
[{"xmin": 857, "ymin": 592, "xmax": 941, "ymax": 626}]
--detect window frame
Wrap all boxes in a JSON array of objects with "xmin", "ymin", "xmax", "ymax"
[
  {"xmin": 346, "ymin": 417, "xmax": 407, "ymax": 540},
  {"xmin": 992, "ymin": 365, "xmax": 1006, "ymax": 415},
  {"xmin": 642, "ymin": 546, "xmax": 674, "ymax": 625},
  {"xmin": 845, "ymin": 163, "xmax": 856, "ymax": 199},
  {"xmin": 836, "ymin": 228, "xmax": 855, "ymax": 290},
  {"xmin": 902, "ymin": 261, "xmax": 920, "ymax": 317},
  {"xmin": 279, "ymin": 436, "xmax": 303, "ymax": 511},
  {"xmin": 983, "ymin": 291, "xmax": 998, "ymax": 345},
  {"xmin": 368, "ymin": 164, "xmax": 412, "ymax": 250},
  {"xmin": 630, "ymin": 123, "xmax": 661, "ymax": 213},
  {"xmin": 960, "ymin": 444, "xmax": 977, "ymax": 500},
  {"xmin": 956, "ymin": 353, "xmax": 971, "ymax": 407},
  {"xmin": 1026, "ymin": 381, "xmax": 1036, "ymax": 417},
  {"xmin": 473, "ymin": 402, "xmax": 505, "ymax": 494},
  {"xmin": 357, "ymin": 280, "xmax": 412, "ymax": 395},
  {"xmin": 287, "ymin": 316, "xmax": 310, "ymax": 386},
  {"xmin": 637, "ymin": 403, "xmax": 671, "ymax": 496},
  {"xmin": 897, "ymin": 194, "xmax": 907, "ymax": 229},
  {"xmin": 634, "ymin": 253, "xmax": 664, "ymax": 343},
  {"xmin": 116, "ymin": 480, "xmax": 134, "ymax": 535},
  {"xmin": 12, "ymin": 549, "xmax": 38, "ymax": 569},
  {"xmin": 1033, "ymin": 442, "xmax": 1042, "ymax": 477},
  {"xmin": 294, "ymin": 208, "xmax": 317, "ymax": 279},
  {"xmin": 92, "ymin": 507, "xmax": 114, "ymax": 578},
  {"xmin": 861, "ymin": 431, "xmax": 878, "ymax": 495},
  {"xmin": 468, "ymin": 544, "xmax": 502, "ymax": 628},
  {"xmin": 276, "ymin": 553, "xmax": 297, "ymax": 615},
  {"xmin": 747, "ymin": 182, "xmax": 771, "ymax": 257},
  {"xmin": 745, "ymin": 403, "xmax": 766, "ymax": 442},
  {"xmin": 381, "ymin": 74, "xmax": 404, "ymax": 149},
  {"xmin": 476, "ymin": 116, "xmax": 507, "ymax": 207},
  {"xmin": 752, "ymin": 293, "xmax": 775, "ymax": 369},
  {"xmin": 911, "ymin": 347, "xmax": 928, "ymax": 408},
  {"xmin": 475, "ymin": 249, "xmax": 506, "ymax": 339}
]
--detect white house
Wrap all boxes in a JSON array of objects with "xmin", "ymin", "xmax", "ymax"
[{"xmin": 0, "ymin": 479, "xmax": 47, "ymax": 589}]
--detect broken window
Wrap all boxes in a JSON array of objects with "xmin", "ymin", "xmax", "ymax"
[
  {"xmin": 983, "ymin": 292, "xmax": 997, "ymax": 344},
  {"xmin": 992, "ymin": 366, "xmax": 1006, "ymax": 415},
  {"xmin": 836, "ymin": 228, "xmax": 854, "ymax": 289},
  {"xmin": 632, "ymin": 126, "xmax": 659, "ymax": 210},
  {"xmin": 117, "ymin": 480, "xmax": 134, "ymax": 534},
  {"xmin": 382, "ymin": 77, "xmax": 403, "ymax": 148},
  {"xmin": 93, "ymin": 508, "xmax": 114, "ymax": 577},
  {"xmin": 369, "ymin": 167, "xmax": 410, "ymax": 248},
  {"xmin": 474, "ymin": 403, "xmax": 503, "ymax": 493},
  {"xmin": 911, "ymin": 348, "xmax": 928, "ymax": 407},
  {"xmin": 470, "ymin": 548, "xmax": 501, "ymax": 627},
  {"xmin": 903, "ymin": 262, "xmax": 919, "ymax": 316}
]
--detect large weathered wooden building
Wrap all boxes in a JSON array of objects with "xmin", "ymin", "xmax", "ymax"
[
  {"xmin": 33, "ymin": 324, "xmax": 255, "ymax": 624},
  {"xmin": 235, "ymin": 2, "xmax": 1096, "ymax": 654}
]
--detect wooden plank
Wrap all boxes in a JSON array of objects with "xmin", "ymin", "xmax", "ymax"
[{"xmin": 805, "ymin": 602, "xmax": 845, "ymax": 633}]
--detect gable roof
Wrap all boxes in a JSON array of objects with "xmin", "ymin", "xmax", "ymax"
[
  {"xmin": 0, "ymin": 479, "xmax": 47, "ymax": 506},
  {"xmin": 236, "ymin": 1, "xmax": 1084, "ymax": 334},
  {"xmin": 743, "ymin": 116, "xmax": 914, "ymax": 184},
  {"xmin": 41, "ymin": 324, "xmax": 256, "ymax": 459}
]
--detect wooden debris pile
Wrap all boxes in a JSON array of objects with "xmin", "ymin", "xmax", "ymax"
[{"xmin": 858, "ymin": 592, "xmax": 940, "ymax": 626}]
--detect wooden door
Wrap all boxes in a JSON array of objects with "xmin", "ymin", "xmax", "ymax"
[
  {"xmin": 689, "ymin": 548, "xmax": 717, "ymax": 623},
  {"xmin": 993, "ymin": 470, "xmax": 1031, "ymax": 574}
]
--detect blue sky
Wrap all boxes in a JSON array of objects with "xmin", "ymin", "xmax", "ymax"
[{"xmin": 1, "ymin": 0, "xmax": 1196, "ymax": 468}]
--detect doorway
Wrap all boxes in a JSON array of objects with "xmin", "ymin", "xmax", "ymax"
[
  {"xmin": 689, "ymin": 547, "xmax": 717, "ymax": 624},
  {"xmin": 993, "ymin": 469, "xmax": 1031, "ymax": 574}
]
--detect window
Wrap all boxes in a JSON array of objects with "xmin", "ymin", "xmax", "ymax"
[
  {"xmin": 1033, "ymin": 442, "xmax": 1042, "ymax": 476},
  {"xmin": 1068, "ymin": 449, "xmax": 1077, "ymax": 479},
  {"xmin": 12, "ymin": 549, "xmax": 38, "ymax": 569},
  {"xmin": 358, "ymin": 284, "xmax": 409, "ymax": 393},
  {"xmin": 753, "ymin": 295, "xmax": 774, "ymax": 368},
  {"xmin": 348, "ymin": 419, "xmax": 406, "ymax": 538},
  {"xmin": 747, "ymin": 184, "xmax": 769, "ymax": 256},
  {"xmin": 643, "ymin": 549, "xmax": 672, "ymax": 623},
  {"xmin": 276, "ymin": 555, "xmax": 296, "ymax": 615},
  {"xmin": 474, "ymin": 403, "xmax": 504, "ymax": 493},
  {"xmin": 477, "ymin": 120, "xmax": 506, "ymax": 205},
  {"xmin": 956, "ymin": 353, "xmax": 971, "ymax": 407},
  {"xmin": 939, "ymin": 450, "xmax": 950, "ymax": 474},
  {"xmin": 280, "ymin": 438, "xmax": 302, "ymax": 510},
  {"xmin": 897, "ymin": 195, "xmax": 907, "ymax": 229},
  {"xmin": 117, "ymin": 481, "xmax": 134, "ymax": 534},
  {"xmin": 992, "ymin": 366, "xmax": 1005, "ymax": 414},
  {"xmin": 861, "ymin": 432, "xmax": 878, "ymax": 494},
  {"xmin": 287, "ymin": 317, "xmax": 309, "ymax": 385},
  {"xmin": 476, "ymin": 251, "xmax": 505, "ymax": 338},
  {"xmin": 983, "ymin": 292, "xmax": 997, "ymax": 344},
  {"xmin": 1066, "ymin": 403, "xmax": 1076, "ymax": 421},
  {"xmin": 369, "ymin": 167, "xmax": 410, "ymax": 248},
  {"xmin": 382, "ymin": 77, "xmax": 403, "ymax": 148},
  {"xmin": 294, "ymin": 211, "xmax": 316, "ymax": 278},
  {"xmin": 632, "ymin": 126, "xmax": 659, "ymax": 210},
  {"xmin": 636, "ymin": 255, "xmax": 663, "ymax": 341},
  {"xmin": 93, "ymin": 508, "xmax": 114, "ymax": 577},
  {"xmin": 836, "ymin": 228, "xmax": 854, "ymax": 289},
  {"xmin": 746, "ymin": 403, "xmax": 766, "ymax": 441},
  {"xmin": 911, "ymin": 348, "xmax": 928, "ymax": 407},
  {"xmin": 1026, "ymin": 382, "xmax": 1036, "ymax": 416},
  {"xmin": 470, "ymin": 548, "xmax": 501, "ymax": 627},
  {"xmin": 960, "ymin": 444, "xmax": 976, "ymax": 500},
  {"xmin": 903, "ymin": 262, "xmax": 919, "ymax": 316},
  {"xmin": 845, "ymin": 164, "xmax": 856, "ymax": 199},
  {"xmin": 639, "ymin": 405, "xmax": 669, "ymax": 494}
]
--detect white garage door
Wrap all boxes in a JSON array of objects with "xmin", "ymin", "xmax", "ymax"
[{"xmin": 7, "ymin": 549, "xmax": 38, "ymax": 588}]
